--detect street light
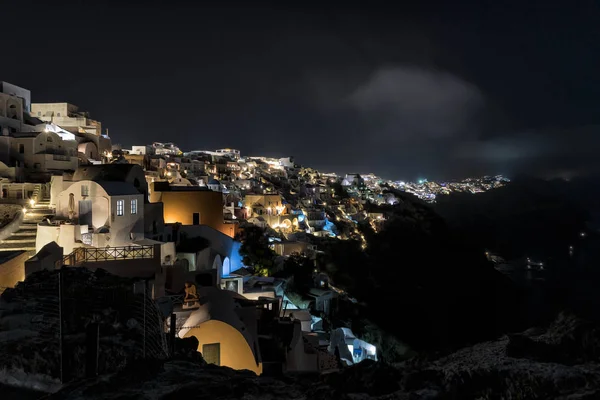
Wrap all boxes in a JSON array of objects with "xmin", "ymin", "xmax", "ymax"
[{"xmin": 29, "ymin": 199, "xmax": 35, "ymax": 207}]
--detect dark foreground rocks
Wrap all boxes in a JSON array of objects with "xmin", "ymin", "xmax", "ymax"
[
  {"xmin": 4, "ymin": 270, "xmax": 600, "ymax": 399},
  {"xmin": 45, "ymin": 313, "xmax": 600, "ymax": 400}
]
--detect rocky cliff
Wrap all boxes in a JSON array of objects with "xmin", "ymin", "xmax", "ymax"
[{"xmin": 46, "ymin": 313, "xmax": 600, "ymax": 400}]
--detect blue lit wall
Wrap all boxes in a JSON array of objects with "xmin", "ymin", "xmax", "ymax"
[{"xmin": 230, "ymin": 240, "xmax": 244, "ymax": 273}]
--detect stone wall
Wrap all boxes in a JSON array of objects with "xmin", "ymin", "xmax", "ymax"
[{"xmin": 0, "ymin": 251, "xmax": 30, "ymax": 291}]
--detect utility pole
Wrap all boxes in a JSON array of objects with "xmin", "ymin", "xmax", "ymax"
[
  {"xmin": 58, "ymin": 270, "xmax": 64, "ymax": 383},
  {"xmin": 170, "ymin": 313, "xmax": 176, "ymax": 356},
  {"xmin": 143, "ymin": 283, "xmax": 146, "ymax": 359},
  {"xmin": 85, "ymin": 323, "xmax": 99, "ymax": 378}
]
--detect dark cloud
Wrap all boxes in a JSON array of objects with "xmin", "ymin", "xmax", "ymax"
[
  {"xmin": 346, "ymin": 67, "xmax": 483, "ymax": 141},
  {"xmin": 454, "ymin": 126, "xmax": 600, "ymax": 179},
  {"xmin": 1, "ymin": 1, "xmax": 599, "ymax": 181}
]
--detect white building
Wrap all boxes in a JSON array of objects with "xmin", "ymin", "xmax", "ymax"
[
  {"xmin": 0, "ymin": 82, "xmax": 38, "ymax": 134},
  {"xmin": 37, "ymin": 180, "xmax": 145, "ymax": 254},
  {"xmin": 186, "ymin": 149, "xmax": 240, "ymax": 160},
  {"xmin": 131, "ymin": 145, "xmax": 154, "ymax": 155},
  {"xmin": 214, "ymin": 148, "xmax": 240, "ymax": 160},
  {"xmin": 152, "ymin": 142, "xmax": 180, "ymax": 155},
  {"xmin": 10, "ymin": 130, "xmax": 78, "ymax": 171},
  {"xmin": 30, "ymin": 103, "xmax": 102, "ymax": 136}
]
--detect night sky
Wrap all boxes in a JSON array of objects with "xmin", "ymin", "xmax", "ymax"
[{"xmin": 3, "ymin": 0, "xmax": 599, "ymax": 181}]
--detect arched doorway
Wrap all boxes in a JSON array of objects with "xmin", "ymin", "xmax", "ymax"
[{"xmin": 222, "ymin": 257, "xmax": 231, "ymax": 277}]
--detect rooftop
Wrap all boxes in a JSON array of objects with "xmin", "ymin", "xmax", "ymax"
[
  {"xmin": 96, "ymin": 181, "xmax": 141, "ymax": 196},
  {"xmin": 73, "ymin": 164, "xmax": 143, "ymax": 182},
  {"xmin": 152, "ymin": 181, "xmax": 213, "ymax": 192}
]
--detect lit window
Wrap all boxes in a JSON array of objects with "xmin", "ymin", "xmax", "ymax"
[
  {"xmin": 81, "ymin": 185, "xmax": 89, "ymax": 196},
  {"xmin": 116, "ymin": 199, "xmax": 124, "ymax": 216},
  {"xmin": 131, "ymin": 199, "xmax": 137, "ymax": 215}
]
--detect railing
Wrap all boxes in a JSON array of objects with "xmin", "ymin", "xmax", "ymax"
[{"xmin": 58, "ymin": 245, "xmax": 154, "ymax": 268}]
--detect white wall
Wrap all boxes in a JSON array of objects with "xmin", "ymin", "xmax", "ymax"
[
  {"xmin": 50, "ymin": 175, "xmax": 72, "ymax": 208},
  {"xmin": 55, "ymin": 180, "xmax": 145, "ymax": 247},
  {"xmin": 131, "ymin": 146, "xmax": 148, "ymax": 155},
  {"xmin": 108, "ymin": 193, "xmax": 145, "ymax": 246},
  {"xmin": 35, "ymin": 223, "xmax": 83, "ymax": 255},
  {"xmin": 56, "ymin": 181, "xmax": 110, "ymax": 228},
  {"xmin": 78, "ymin": 142, "xmax": 99, "ymax": 160}
]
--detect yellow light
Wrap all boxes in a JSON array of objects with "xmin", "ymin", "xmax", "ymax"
[
  {"xmin": 29, "ymin": 199, "xmax": 35, "ymax": 206},
  {"xmin": 22, "ymin": 207, "xmax": 27, "ymax": 214}
]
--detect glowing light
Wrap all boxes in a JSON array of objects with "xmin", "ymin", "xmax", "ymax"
[
  {"xmin": 29, "ymin": 199, "xmax": 35, "ymax": 206},
  {"xmin": 22, "ymin": 207, "xmax": 27, "ymax": 215}
]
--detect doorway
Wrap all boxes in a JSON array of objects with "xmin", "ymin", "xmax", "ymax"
[
  {"xmin": 79, "ymin": 200, "xmax": 93, "ymax": 226},
  {"xmin": 202, "ymin": 343, "xmax": 220, "ymax": 366},
  {"xmin": 192, "ymin": 212, "xmax": 200, "ymax": 225}
]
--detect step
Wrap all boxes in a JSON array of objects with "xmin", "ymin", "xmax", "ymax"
[
  {"xmin": 25, "ymin": 208, "xmax": 54, "ymax": 213},
  {"xmin": 0, "ymin": 237, "xmax": 36, "ymax": 244},
  {"xmin": 24, "ymin": 214, "xmax": 52, "ymax": 219},
  {"xmin": 10, "ymin": 231, "xmax": 36, "ymax": 237},
  {"xmin": 23, "ymin": 217, "xmax": 45, "ymax": 223},
  {"xmin": 18, "ymin": 224, "xmax": 38, "ymax": 230},
  {"xmin": 0, "ymin": 244, "xmax": 36, "ymax": 251}
]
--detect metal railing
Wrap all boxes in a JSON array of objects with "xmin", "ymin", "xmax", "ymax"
[{"xmin": 58, "ymin": 245, "xmax": 154, "ymax": 267}]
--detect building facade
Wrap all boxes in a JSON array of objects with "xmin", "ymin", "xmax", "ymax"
[{"xmin": 31, "ymin": 103, "xmax": 102, "ymax": 136}]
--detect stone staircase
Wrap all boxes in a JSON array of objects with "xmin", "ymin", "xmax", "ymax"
[{"xmin": 0, "ymin": 197, "xmax": 53, "ymax": 253}]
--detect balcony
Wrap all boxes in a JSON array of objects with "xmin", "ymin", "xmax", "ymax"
[{"xmin": 58, "ymin": 245, "xmax": 155, "ymax": 267}]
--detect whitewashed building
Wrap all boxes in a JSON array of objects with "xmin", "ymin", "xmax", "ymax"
[{"xmin": 37, "ymin": 180, "xmax": 145, "ymax": 254}]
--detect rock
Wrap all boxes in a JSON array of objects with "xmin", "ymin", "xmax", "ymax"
[
  {"xmin": 507, "ymin": 312, "xmax": 600, "ymax": 365},
  {"xmin": 322, "ymin": 360, "xmax": 403, "ymax": 396},
  {"xmin": 506, "ymin": 333, "xmax": 559, "ymax": 363},
  {"xmin": 541, "ymin": 312, "xmax": 600, "ymax": 364}
]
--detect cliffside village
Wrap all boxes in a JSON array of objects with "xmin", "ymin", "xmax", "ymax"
[{"xmin": 0, "ymin": 81, "xmax": 505, "ymax": 375}]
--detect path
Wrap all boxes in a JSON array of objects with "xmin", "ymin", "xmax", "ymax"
[{"xmin": 0, "ymin": 197, "xmax": 52, "ymax": 253}]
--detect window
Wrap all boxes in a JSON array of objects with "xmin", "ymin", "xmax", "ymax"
[
  {"xmin": 37, "ymin": 112, "xmax": 41, "ymax": 116},
  {"xmin": 57, "ymin": 113, "xmax": 61, "ymax": 117},
  {"xmin": 202, "ymin": 343, "xmax": 220, "ymax": 366},
  {"xmin": 131, "ymin": 199, "xmax": 137, "ymax": 214},
  {"xmin": 116, "ymin": 199, "xmax": 124, "ymax": 216},
  {"xmin": 19, "ymin": 144, "xmax": 24, "ymax": 154},
  {"xmin": 81, "ymin": 185, "xmax": 89, "ymax": 196}
]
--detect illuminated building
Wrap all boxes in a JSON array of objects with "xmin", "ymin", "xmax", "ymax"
[
  {"xmin": 149, "ymin": 181, "xmax": 238, "ymax": 238},
  {"xmin": 31, "ymin": 102, "xmax": 102, "ymax": 136}
]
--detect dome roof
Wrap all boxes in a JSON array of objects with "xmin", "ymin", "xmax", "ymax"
[
  {"xmin": 178, "ymin": 286, "xmax": 259, "ymax": 362},
  {"xmin": 73, "ymin": 163, "xmax": 142, "ymax": 182}
]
